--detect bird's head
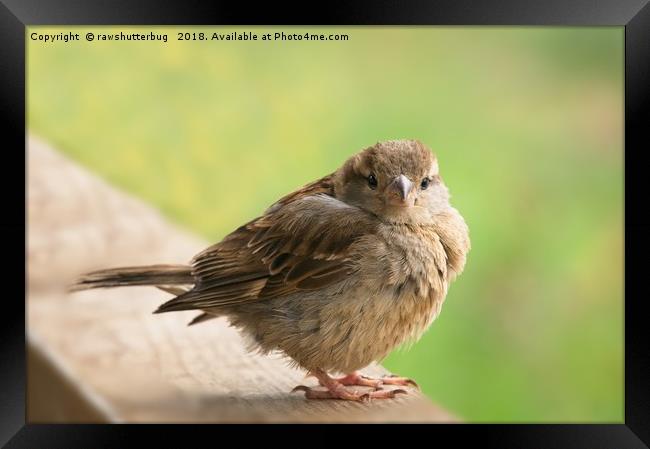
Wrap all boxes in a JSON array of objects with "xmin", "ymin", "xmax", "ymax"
[{"xmin": 333, "ymin": 140, "xmax": 450, "ymax": 224}]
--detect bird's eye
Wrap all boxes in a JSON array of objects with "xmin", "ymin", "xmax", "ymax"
[
  {"xmin": 420, "ymin": 177, "xmax": 431, "ymax": 190},
  {"xmin": 367, "ymin": 174, "xmax": 378, "ymax": 189}
]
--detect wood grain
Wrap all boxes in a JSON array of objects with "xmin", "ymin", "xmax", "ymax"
[{"xmin": 27, "ymin": 135, "xmax": 457, "ymax": 423}]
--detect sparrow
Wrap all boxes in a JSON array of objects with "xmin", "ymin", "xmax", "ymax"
[{"xmin": 72, "ymin": 139, "xmax": 470, "ymax": 401}]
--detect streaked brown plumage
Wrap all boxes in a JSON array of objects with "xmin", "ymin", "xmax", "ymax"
[{"xmin": 73, "ymin": 139, "xmax": 470, "ymax": 400}]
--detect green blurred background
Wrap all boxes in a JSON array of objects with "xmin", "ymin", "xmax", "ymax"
[{"xmin": 27, "ymin": 26, "xmax": 623, "ymax": 422}]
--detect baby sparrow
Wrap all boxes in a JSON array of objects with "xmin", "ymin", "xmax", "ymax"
[{"xmin": 73, "ymin": 140, "xmax": 470, "ymax": 401}]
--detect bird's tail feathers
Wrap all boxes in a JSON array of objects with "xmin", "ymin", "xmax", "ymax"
[{"xmin": 70, "ymin": 264, "xmax": 194, "ymax": 292}]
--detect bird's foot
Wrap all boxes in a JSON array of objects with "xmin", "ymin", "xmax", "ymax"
[
  {"xmin": 318, "ymin": 371, "xmax": 419, "ymax": 390},
  {"xmin": 291, "ymin": 369, "xmax": 411, "ymax": 401},
  {"xmin": 318, "ymin": 371, "xmax": 384, "ymax": 389},
  {"xmin": 377, "ymin": 374, "xmax": 420, "ymax": 389}
]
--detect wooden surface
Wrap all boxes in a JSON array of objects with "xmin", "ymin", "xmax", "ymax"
[{"xmin": 26, "ymin": 135, "xmax": 457, "ymax": 423}]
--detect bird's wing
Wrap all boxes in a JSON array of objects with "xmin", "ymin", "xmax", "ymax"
[{"xmin": 155, "ymin": 175, "xmax": 376, "ymax": 313}]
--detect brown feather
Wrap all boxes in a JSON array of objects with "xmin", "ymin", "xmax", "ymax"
[
  {"xmin": 187, "ymin": 312, "xmax": 218, "ymax": 326},
  {"xmin": 71, "ymin": 264, "xmax": 193, "ymax": 291},
  {"xmin": 154, "ymin": 176, "xmax": 376, "ymax": 314}
]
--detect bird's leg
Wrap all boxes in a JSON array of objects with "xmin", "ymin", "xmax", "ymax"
[{"xmin": 291, "ymin": 369, "xmax": 408, "ymax": 401}]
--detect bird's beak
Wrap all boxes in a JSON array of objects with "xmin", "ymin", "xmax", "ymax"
[{"xmin": 387, "ymin": 174, "xmax": 414, "ymax": 206}]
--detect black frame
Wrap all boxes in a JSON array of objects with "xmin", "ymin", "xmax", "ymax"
[{"xmin": 4, "ymin": 0, "xmax": 649, "ymax": 446}]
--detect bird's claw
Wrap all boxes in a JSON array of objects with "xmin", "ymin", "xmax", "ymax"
[
  {"xmin": 383, "ymin": 374, "xmax": 420, "ymax": 390},
  {"xmin": 291, "ymin": 385, "xmax": 311, "ymax": 394}
]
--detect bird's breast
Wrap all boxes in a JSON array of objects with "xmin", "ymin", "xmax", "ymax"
[
  {"xmin": 362, "ymin": 224, "xmax": 450, "ymax": 295},
  {"xmin": 310, "ymin": 225, "xmax": 451, "ymax": 371},
  {"xmin": 370, "ymin": 227, "xmax": 451, "ymax": 336}
]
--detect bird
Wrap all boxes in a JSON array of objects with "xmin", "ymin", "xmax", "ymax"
[{"xmin": 72, "ymin": 139, "xmax": 470, "ymax": 401}]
